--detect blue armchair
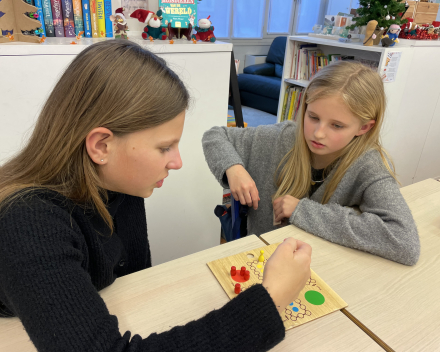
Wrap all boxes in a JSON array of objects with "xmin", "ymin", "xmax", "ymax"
[{"xmin": 237, "ymin": 36, "xmax": 287, "ymax": 115}]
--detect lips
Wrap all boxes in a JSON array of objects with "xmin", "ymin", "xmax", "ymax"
[{"xmin": 311, "ymin": 140, "xmax": 325, "ymax": 149}]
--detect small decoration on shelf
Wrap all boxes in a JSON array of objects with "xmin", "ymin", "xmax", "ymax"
[
  {"xmin": 192, "ymin": 15, "xmax": 216, "ymax": 42},
  {"xmin": 76, "ymin": 30, "xmax": 84, "ymax": 40},
  {"xmin": 131, "ymin": 9, "xmax": 167, "ymax": 40},
  {"xmin": 110, "ymin": 7, "xmax": 129, "ymax": 39},
  {"xmin": 363, "ymin": 20, "xmax": 378, "ymax": 46},
  {"xmin": 70, "ymin": 41, "xmax": 77, "ymax": 44},
  {"xmin": 382, "ymin": 24, "xmax": 400, "ymax": 47},
  {"xmin": 0, "ymin": 0, "xmax": 44, "ymax": 43},
  {"xmin": 169, "ymin": 39, "xmax": 174, "ymax": 44}
]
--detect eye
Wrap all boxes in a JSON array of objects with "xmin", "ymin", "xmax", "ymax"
[
  {"xmin": 333, "ymin": 124, "xmax": 344, "ymax": 129},
  {"xmin": 309, "ymin": 115, "xmax": 319, "ymax": 121},
  {"xmin": 160, "ymin": 147, "xmax": 171, "ymax": 153}
]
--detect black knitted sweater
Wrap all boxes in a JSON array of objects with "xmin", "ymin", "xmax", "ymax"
[{"xmin": 0, "ymin": 189, "xmax": 285, "ymax": 351}]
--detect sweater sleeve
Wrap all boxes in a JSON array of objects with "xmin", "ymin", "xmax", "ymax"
[
  {"xmin": 202, "ymin": 122, "xmax": 294, "ymax": 189},
  {"xmin": 290, "ymin": 175, "xmax": 420, "ymax": 266},
  {"xmin": 0, "ymin": 200, "xmax": 285, "ymax": 352}
]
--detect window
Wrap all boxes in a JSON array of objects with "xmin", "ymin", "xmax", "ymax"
[
  {"xmin": 197, "ymin": 0, "xmax": 232, "ymax": 38},
  {"xmin": 294, "ymin": 0, "xmax": 360, "ymax": 34},
  {"xmin": 232, "ymin": 0, "xmax": 265, "ymax": 38},
  {"xmin": 268, "ymin": 0, "xmax": 294, "ymax": 34},
  {"xmin": 198, "ymin": 0, "xmax": 293, "ymax": 40}
]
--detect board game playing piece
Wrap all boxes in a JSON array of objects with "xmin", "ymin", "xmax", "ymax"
[
  {"xmin": 230, "ymin": 266, "xmax": 236, "ymax": 276},
  {"xmin": 258, "ymin": 250, "xmax": 265, "ymax": 262},
  {"xmin": 207, "ymin": 243, "xmax": 348, "ymax": 330}
]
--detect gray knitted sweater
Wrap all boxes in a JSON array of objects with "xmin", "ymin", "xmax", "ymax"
[{"xmin": 202, "ymin": 121, "xmax": 420, "ymax": 266}]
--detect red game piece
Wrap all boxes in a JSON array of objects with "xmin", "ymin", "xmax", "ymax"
[
  {"xmin": 240, "ymin": 266, "xmax": 246, "ymax": 276},
  {"xmin": 230, "ymin": 266, "xmax": 236, "ymax": 276},
  {"xmin": 244, "ymin": 270, "xmax": 250, "ymax": 280},
  {"xmin": 235, "ymin": 283, "xmax": 241, "ymax": 294}
]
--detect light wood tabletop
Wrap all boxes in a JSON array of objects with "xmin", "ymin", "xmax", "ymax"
[
  {"xmin": 261, "ymin": 178, "xmax": 440, "ymax": 351},
  {"xmin": 0, "ymin": 234, "xmax": 383, "ymax": 351}
]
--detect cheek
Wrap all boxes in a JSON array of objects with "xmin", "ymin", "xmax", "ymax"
[{"xmin": 303, "ymin": 118, "xmax": 313, "ymax": 137}]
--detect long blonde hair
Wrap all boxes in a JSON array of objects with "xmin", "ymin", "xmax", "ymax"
[
  {"xmin": 0, "ymin": 40, "xmax": 189, "ymax": 231},
  {"xmin": 274, "ymin": 60, "xmax": 397, "ymax": 204}
]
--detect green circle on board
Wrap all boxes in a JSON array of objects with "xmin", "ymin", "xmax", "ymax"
[{"xmin": 304, "ymin": 290, "xmax": 325, "ymax": 305}]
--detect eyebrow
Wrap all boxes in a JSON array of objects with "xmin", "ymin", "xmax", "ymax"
[
  {"xmin": 308, "ymin": 110, "xmax": 347, "ymax": 126},
  {"xmin": 158, "ymin": 138, "xmax": 180, "ymax": 145}
]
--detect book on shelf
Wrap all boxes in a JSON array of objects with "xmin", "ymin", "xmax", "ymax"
[
  {"xmin": 72, "ymin": 0, "xmax": 84, "ymax": 36},
  {"xmin": 96, "ymin": 0, "xmax": 106, "ymax": 37},
  {"xmin": 281, "ymin": 86, "xmax": 304, "ymax": 122},
  {"xmin": 104, "ymin": 0, "xmax": 113, "ymax": 37},
  {"xmin": 34, "ymin": 0, "xmax": 47, "ymax": 36},
  {"xmin": 60, "ymin": 0, "xmax": 76, "ymax": 37},
  {"xmin": 51, "ymin": 0, "xmax": 64, "ymax": 36},
  {"xmin": 82, "ymin": 0, "xmax": 92, "ymax": 37},
  {"xmin": 89, "ymin": 0, "xmax": 99, "ymax": 37},
  {"xmin": 42, "ymin": 0, "xmax": 55, "ymax": 36}
]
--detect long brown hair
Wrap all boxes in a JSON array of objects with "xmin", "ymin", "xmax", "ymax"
[
  {"xmin": 274, "ymin": 60, "xmax": 397, "ymax": 204},
  {"xmin": 0, "ymin": 40, "xmax": 189, "ymax": 231}
]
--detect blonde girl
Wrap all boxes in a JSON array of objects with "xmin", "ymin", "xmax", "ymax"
[
  {"xmin": 203, "ymin": 60, "xmax": 419, "ymax": 266},
  {"xmin": 0, "ymin": 40, "xmax": 311, "ymax": 351}
]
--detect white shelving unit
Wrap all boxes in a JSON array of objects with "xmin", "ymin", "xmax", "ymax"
[{"xmin": 278, "ymin": 35, "xmax": 440, "ymax": 187}]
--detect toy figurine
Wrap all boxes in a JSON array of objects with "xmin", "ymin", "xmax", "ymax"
[
  {"xmin": 110, "ymin": 8, "xmax": 128, "ymax": 39},
  {"xmin": 382, "ymin": 24, "xmax": 400, "ymax": 47},
  {"xmin": 363, "ymin": 20, "xmax": 378, "ymax": 46},
  {"xmin": 130, "ymin": 9, "xmax": 167, "ymax": 40},
  {"xmin": 192, "ymin": 15, "xmax": 216, "ymax": 42}
]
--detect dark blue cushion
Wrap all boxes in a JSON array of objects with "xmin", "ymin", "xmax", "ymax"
[
  {"xmin": 238, "ymin": 74, "xmax": 281, "ymax": 100},
  {"xmin": 243, "ymin": 63, "xmax": 275, "ymax": 76},
  {"xmin": 274, "ymin": 64, "xmax": 283, "ymax": 78},
  {"xmin": 266, "ymin": 36, "xmax": 287, "ymax": 66}
]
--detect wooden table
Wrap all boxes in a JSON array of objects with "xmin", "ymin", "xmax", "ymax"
[
  {"xmin": 0, "ymin": 235, "xmax": 382, "ymax": 351},
  {"xmin": 261, "ymin": 178, "xmax": 440, "ymax": 351}
]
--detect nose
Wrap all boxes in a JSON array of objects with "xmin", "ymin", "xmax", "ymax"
[
  {"xmin": 168, "ymin": 149, "xmax": 183, "ymax": 170},
  {"xmin": 314, "ymin": 122, "xmax": 325, "ymax": 140}
]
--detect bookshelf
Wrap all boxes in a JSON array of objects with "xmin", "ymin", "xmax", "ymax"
[{"xmin": 277, "ymin": 35, "xmax": 440, "ymax": 187}]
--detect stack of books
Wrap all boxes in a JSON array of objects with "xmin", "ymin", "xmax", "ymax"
[
  {"xmin": 24, "ymin": 0, "xmax": 113, "ymax": 38},
  {"xmin": 280, "ymin": 86, "xmax": 304, "ymax": 122}
]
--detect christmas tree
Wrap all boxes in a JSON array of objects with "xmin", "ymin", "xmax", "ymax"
[
  {"xmin": 0, "ymin": 0, "xmax": 42, "ymax": 43},
  {"xmin": 348, "ymin": 0, "xmax": 408, "ymax": 31}
]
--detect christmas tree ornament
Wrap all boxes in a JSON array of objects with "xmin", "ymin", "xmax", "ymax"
[
  {"xmin": 384, "ymin": 5, "xmax": 387, "ymax": 9},
  {"xmin": 386, "ymin": 15, "xmax": 390, "ymax": 20}
]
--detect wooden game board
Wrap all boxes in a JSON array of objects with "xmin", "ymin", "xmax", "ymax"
[{"xmin": 207, "ymin": 243, "xmax": 348, "ymax": 330}]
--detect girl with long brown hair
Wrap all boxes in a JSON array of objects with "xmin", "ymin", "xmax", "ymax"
[
  {"xmin": 203, "ymin": 60, "xmax": 420, "ymax": 266},
  {"xmin": 0, "ymin": 40, "xmax": 311, "ymax": 351}
]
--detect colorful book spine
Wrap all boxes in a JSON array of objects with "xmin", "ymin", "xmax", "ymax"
[
  {"xmin": 60, "ymin": 0, "xmax": 75, "ymax": 36},
  {"xmin": 50, "ymin": 0, "xmax": 64, "ymax": 36},
  {"xmin": 33, "ymin": 0, "xmax": 46, "ymax": 36},
  {"xmin": 72, "ymin": 0, "xmax": 84, "ymax": 35},
  {"xmin": 82, "ymin": 0, "xmax": 92, "ymax": 37},
  {"xmin": 89, "ymin": 0, "xmax": 99, "ymax": 38},
  {"xmin": 42, "ymin": 0, "xmax": 55, "ymax": 36},
  {"xmin": 103, "ymin": 0, "xmax": 112, "ymax": 37},
  {"xmin": 96, "ymin": 0, "xmax": 106, "ymax": 37}
]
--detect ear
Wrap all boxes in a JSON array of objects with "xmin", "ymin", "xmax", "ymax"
[
  {"xmin": 85, "ymin": 127, "xmax": 114, "ymax": 165},
  {"xmin": 355, "ymin": 120, "xmax": 376, "ymax": 137}
]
